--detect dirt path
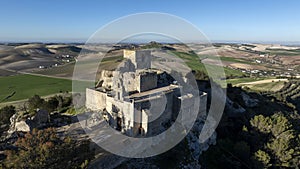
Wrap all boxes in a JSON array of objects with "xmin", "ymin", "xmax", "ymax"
[
  {"xmin": 0, "ymin": 68, "xmax": 73, "ymax": 80},
  {"xmin": 237, "ymin": 78, "xmax": 288, "ymax": 86}
]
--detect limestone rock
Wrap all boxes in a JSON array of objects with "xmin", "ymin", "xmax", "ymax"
[
  {"xmin": 14, "ymin": 121, "xmax": 30, "ymax": 132},
  {"xmin": 225, "ymin": 97, "xmax": 246, "ymax": 115},
  {"xmin": 8, "ymin": 114, "xmax": 31, "ymax": 133},
  {"xmin": 241, "ymin": 92, "xmax": 259, "ymax": 108},
  {"xmin": 7, "ymin": 109, "xmax": 50, "ymax": 134},
  {"xmin": 187, "ymin": 118, "xmax": 217, "ymax": 161}
]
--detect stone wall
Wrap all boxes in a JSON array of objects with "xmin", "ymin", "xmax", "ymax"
[
  {"xmin": 122, "ymin": 72, "xmax": 137, "ymax": 93},
  {"xmin": 123, "ymin": 50, "xmax": 151, "ymax": 70},
  {"xmin": 105, "ymin": 96, "xmax": 134, "ymax": 133},
  {"xmin": 136, "ymin": 71, "xmax": 157, "ymax": 92},
  {"xmin": 147, "ymin": 91, "xmax": 175, "ymax": 135},
  {"xmin": 131, "ymin": 91, "xmax": 175, "ymax": 136},
  {"xmin": 135, "ymin": 50, "xmax": 151, "ymax": 69},
  {"xmin": 123, "ymin": 50, "xmax": 136, "ymax": 62},
  {"xmin": 86, "ymin": 49, "xmax": 209, "ymax": 138},
  {"xmin": 86, "ymin": 88, "xmax": 107, "ymax": 110},
  {"xmin": 98, "ymin": 70, "xmax": 113, "ymax": 89}
]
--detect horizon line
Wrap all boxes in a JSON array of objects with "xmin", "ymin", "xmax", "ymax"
[{"xmin": 1, "ymin": 39, "xmax": 300, "ymax": 46}]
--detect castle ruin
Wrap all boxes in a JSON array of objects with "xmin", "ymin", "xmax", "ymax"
[{"xmin": 86, "ymin": 50, "xmax": 207, "ymax": 136}]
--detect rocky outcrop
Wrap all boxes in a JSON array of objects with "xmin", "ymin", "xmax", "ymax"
[
  {"xmin": 8, "ymin": 114, "xmax": 30, "ymax": 133},
  {"xmin": 241, "ymin": 92, "xmax": 259, "ymax": 108},
  {"xmin": 14, "ymin": 121, "xmax": 30, "ymax": 132},
  {"xmin": 7, "ymin": 109, "xmax": 50, "ymax": 134},
  {"xmin": 187, "ymin": 119, "xmax": 217, "ymax": 160},
  {"xmin": 225, "ymin": 97, "xmax": 246, "ymax": 116},
  {"xmin": 33, "ymin": 109, "xmax": 50, "ymax": 126}
]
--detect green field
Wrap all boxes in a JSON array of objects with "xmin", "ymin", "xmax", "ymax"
[
  {"xmin": 226, "ymin": 77, "xmax": 270, "ymax": 85},
  {"xmin": 226, "ymin": 77, "xmax": 286, "ymax": 92},
  {"xmin": 0, "ymin": 50, "xmax": 250, "ymax": 103},
  {"xmin": 249, "ymin": 81, "xmax": 286, "ymax": 92},
  {"xmin": 266, "ymin": 48, "xmax": 300, "ymax": 56},
  {"xmin": 219, "ymin": 56, "xmax": 254, "ymax": 65},
  {"xmin": 0, "ymin": 74, "xmax": 72, "ymax": 102},
  {"xmin": 170, "ymin": 51, "xmax": 246, "ymax": 78}
]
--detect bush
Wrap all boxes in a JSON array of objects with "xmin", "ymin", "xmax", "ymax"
[
  {"xmin": 27, "ymin": 94, "xmax": 72, "ymax": 114},
  {"xmin": 0, "ymin": 105, "xmax": 16, "ymax": 126},
  {"xmin": 3, "ymin": 128, "xmax": 94, "ymax": 169}
]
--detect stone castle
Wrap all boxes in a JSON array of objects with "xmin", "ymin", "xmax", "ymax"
[{"xmin": 86, "ymin": 50, "xmax": 207, "ymax": 136}]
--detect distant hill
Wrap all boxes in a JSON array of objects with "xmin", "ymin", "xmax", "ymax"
[{"xmin": 0, "ymin": 43, "xmax": 82, "ymax": 74}]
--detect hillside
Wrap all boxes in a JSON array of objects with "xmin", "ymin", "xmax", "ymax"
[{"xmin": 0, "ymin": 43, "xmax": 83, "ymax": 74}]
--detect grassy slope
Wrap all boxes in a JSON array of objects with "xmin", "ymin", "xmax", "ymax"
[
  {"xmin": 36, "ymin": 56, "xmax": 123, "ymax": 78},
  {"xmin": 227, "ymin": 77, "xmax": 286, "ymax": 92},
  {"xmin": 226, "ymin": 77, "xmax": 271, "ymax": 85},
  {"xmin": 0, "ymin": 74, "xmax": 72, "ymax": 102},
  {"xmin": 248, "ymin": 81, "xmax": 286, "ymax": 92},
  {"xmin": 170, "ymin": 51, "xmax": 246, "ymax": 77},
  {"xmin": 266, "ymin": 48, "xmax": 300, "ymax": 56}
]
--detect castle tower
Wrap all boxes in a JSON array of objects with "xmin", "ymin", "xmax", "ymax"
[{"xmin": 123, "ymin": 50, "xmax": 151, "ymax": 70}]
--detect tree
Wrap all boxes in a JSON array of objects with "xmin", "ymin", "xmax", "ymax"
[
  {"xmin": 0, "ymin": 105, "xmax": 16, "ymax": 133},
  {"xmin": 45, "ymin": 97, "xmax": 59, "ymax": 112},
  {"xmin": 250, "ymin": 114, "xmax": 272, "ymax": 134},
  {"xmin": 254, "ymin": 150, "xmax": 271, "ymax": 168},
  {"xmin": 250, "ymin": 113, "xmax": 300, "ymax": 168},
  {"xmin": 28, "ymin": 95, "xmax": 45, "ymax": 111},
  {"xmin": 55, "ymin": 95, "xmax": 64, "ymax": 109},
  {"xmin": 3, "ymin": 128, "xmax": 94, "ymax": 169},
  {"xmin": 269, "ymin": 113, "xmax": 291, "ymax": 137},
  {"xmin": 0, "ymin": 105, "xmax": 16, "ymax": 126}
]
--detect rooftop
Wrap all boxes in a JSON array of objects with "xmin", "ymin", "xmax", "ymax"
[{"xmin": 125, "ymin": 85, "xmax": 179, "ymax": 100}]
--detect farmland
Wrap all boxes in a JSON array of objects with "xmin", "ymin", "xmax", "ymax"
[
  {"xmin": 1, "ymin": 42, "xmax": 300, "ymax": 103},
  {"xmin": 0, "ymin": 74, "xmax": 72, "ymax": 103},
  {"xmin": 170, "ymin": 51, "xmax": 247, "ymax": 78}
]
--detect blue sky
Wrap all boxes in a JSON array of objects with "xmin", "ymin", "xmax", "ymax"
[{"xmin": 0, "ymin": 0, "xmax": 299, "ymax": 43}]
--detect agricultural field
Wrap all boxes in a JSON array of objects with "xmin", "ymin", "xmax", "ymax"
[
  {"xmin": 226, "ymin": 77, "xmax": 269, "ymax": 85},
  {"xmin": 0, "ymin": 74, "xmax": 72, "ymax": 103},
  {"xmin": 36, "ymin": 55, "xmax": 123, "ymax": 79},
  {"xmin": 0, "ymin": 44, "xmax": 83, "ymax": 73},
  {"xmin": 0, "ymin": 68, "xmax": 18, "ymax": 76},
  {"xmin": 230, "ymin": 78, "xmax": 288, "ymax": 92},
  {"xmin": 271, "ymin": 80, "xmax": 300, "ymax": 110},
  {"xmin": 1, "ymin": 42, "xmax": 299, "ymax": 104},
  {"xmin": 245, "ymin": 80, "xmax": 286, "ymax": 92},
  {"xmin": 35, "ymin": 62, "xmax": 76, "ymax": 79},
  {"xmin": 170, "ymin": 51, "xmax": 247, "ymax": 78},
  {"xmin": 266, "ymin": 48, "xmax": 300, "ymax": 56}
]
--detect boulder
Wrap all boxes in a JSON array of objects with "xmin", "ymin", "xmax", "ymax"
[
  {"xmin": 8, "ymin": 114, "xmax": 31, "ymax": 133},
  {"xmin": 7, "ymin": 109, "xmax": 50, "ymax": 134},
  {"xmin": 33, "ymin": 109, "xmax": 50, "ymax": 125},
  {"xmin": 14, "ymin": 121, "xmax": 30, "ymax": 132}
]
